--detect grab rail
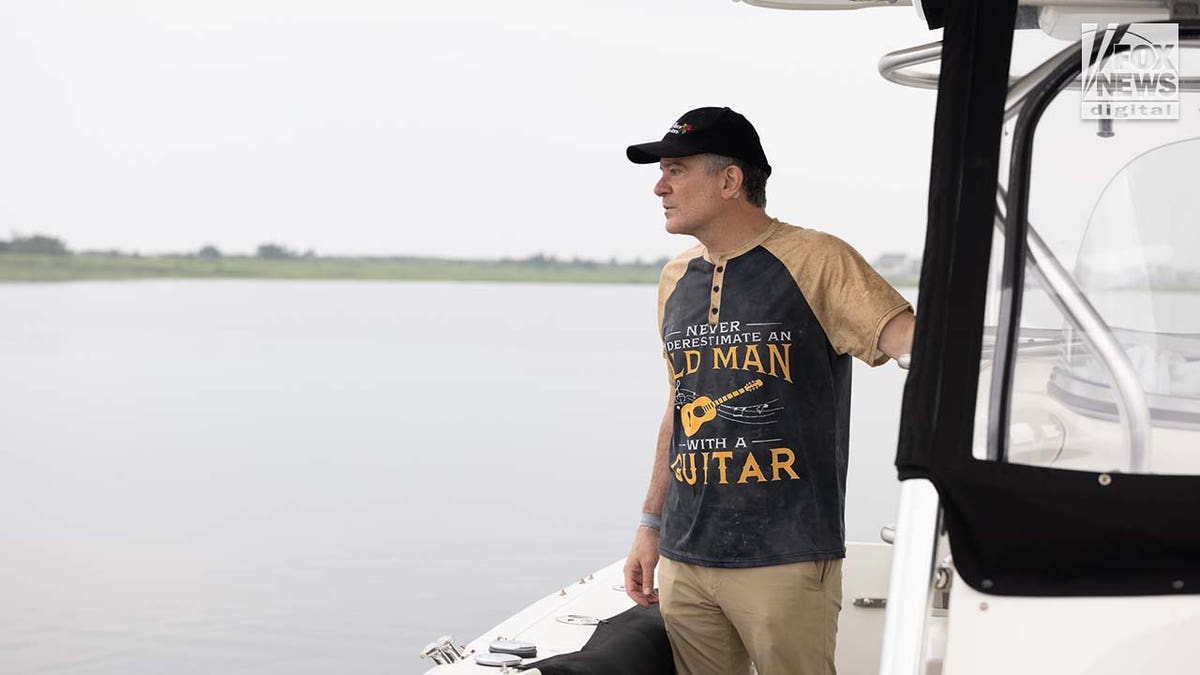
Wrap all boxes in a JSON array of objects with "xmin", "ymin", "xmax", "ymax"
[
  {"xmin": 879, "ymin": 39, "xmax": 1200, "ymax": 108},
  {"xmin": 991, "ymin": 190, "xmax": 1153, "ymax": 471}
]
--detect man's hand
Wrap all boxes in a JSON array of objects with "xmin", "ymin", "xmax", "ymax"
[{"xmin": 623, "ymin": 526, "xmax": 661, "ymax": 607}]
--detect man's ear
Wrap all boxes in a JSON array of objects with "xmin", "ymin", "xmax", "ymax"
[{"xmin": 722, "ymin": 165, "xmax": 745, "ymax": 200}]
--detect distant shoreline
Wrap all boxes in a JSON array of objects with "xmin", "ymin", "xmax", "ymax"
[
  {"xmin": 0, "ymin": 252, "xmax": 665, "ymax": 284},
  {"xmin": 0, "ymin": 253, "xmax": 924, "ymax": 286}
]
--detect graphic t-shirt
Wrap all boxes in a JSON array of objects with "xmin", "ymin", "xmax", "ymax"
[{"xmin": 657, "ymin": 219, "xmax": 911, "ymax": 568}]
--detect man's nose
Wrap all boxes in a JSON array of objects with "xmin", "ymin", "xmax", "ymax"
[{"xmin": 654, "ymin": 177, "xmax": 669, "ymax": 196}]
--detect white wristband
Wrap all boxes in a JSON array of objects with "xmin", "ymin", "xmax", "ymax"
[{"xmin": 639, "ymin": 512, "xmax": 662, "ymax": 530}]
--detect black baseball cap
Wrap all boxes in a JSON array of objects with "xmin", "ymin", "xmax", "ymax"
[{"xmin": 626, "ymin": 106, "xmax": 771, "ymax": 176}]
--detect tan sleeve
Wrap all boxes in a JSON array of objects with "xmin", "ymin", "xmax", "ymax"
[
  {"xmin": 763, "ymin": 227, "xmax": 912, "ymax": 367},
  {"xmin": 657, "ymin": 244, "xmax": 704, "ymax": 384}
]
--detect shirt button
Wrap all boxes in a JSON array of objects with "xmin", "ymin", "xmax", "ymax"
[
  {"xmin": 711, "ymin": 307, "xmax": 718, "ymax": 315},
  {"xmin": 713, "ymin": 286, "xmax": 720, "ymax": 293},
  {"xmin": 716, "ymin": 266, "xmax": 724, "ymax": 273}
]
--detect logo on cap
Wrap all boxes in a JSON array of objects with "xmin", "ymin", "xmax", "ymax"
[{"xmin": 668, "ymin": 123, "xmax": 693, "ymax": 135}]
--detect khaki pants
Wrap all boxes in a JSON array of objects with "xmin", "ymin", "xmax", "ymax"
[{"xmin": 658, "ymin": 557, "xmax": 842, "ymax": 675}]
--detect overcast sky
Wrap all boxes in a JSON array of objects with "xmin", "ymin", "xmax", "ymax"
[{"xmin": 0, "ymin": 1, "xmax": 943, "ymax": 261}]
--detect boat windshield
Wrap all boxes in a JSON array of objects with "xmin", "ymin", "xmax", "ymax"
[
  {"xmin": 974, "ymin": 37, "xmax": 1200, "ymax": 475},
  {"xmin": 1060, "ymin": 138, "xmax": 1200, "ymax": 409}
]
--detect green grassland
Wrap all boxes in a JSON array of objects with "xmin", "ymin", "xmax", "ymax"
[{"xmin": 0, "ymin": 253, "xmax": 667, "ymax": 284}]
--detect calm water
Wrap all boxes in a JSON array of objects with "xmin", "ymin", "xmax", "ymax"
[{"xmin": 0, "ymin": 281, "xmax": 914, "ymax": 674}]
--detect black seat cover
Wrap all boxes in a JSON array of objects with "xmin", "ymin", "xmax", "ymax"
[{"xmin": 523, "ymin": 605, "xmax": 675, "ymax": 675}]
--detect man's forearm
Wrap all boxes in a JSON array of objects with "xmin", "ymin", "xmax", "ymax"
[
  {"xmin": 625, "ymin": 397, "xmax": 672, "ymax": 607},
  {"xmin": 879, "ymin": 310, "xmax": 916, "ymax": 360},
  {"xmin": 641, "ymin": 400, "xmax": 674, "ymax": 516}
]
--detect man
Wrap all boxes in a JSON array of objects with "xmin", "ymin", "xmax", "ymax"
[{"xmin": 622, "ymin": 106, "xmax": 915, "ymax": 675}]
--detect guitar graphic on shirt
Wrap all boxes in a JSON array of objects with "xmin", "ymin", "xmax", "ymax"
[{"xmin": 680, "ymin": 379, "xmax": 764, "ymax": 437}]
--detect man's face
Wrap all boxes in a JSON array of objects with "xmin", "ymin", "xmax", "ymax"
[{"xmin": 654, "ymin": 155, "xmax": 725, "ymax": 237}]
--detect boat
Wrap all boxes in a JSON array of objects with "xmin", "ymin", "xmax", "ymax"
[{"xmin": 421, "ymin": 0, "xmax": 1200, "ymax": 672}]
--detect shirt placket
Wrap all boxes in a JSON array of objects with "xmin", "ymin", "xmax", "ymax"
[{"xmin": 709, "ymin": 257, "xmax": 726, "ymax": 325}]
